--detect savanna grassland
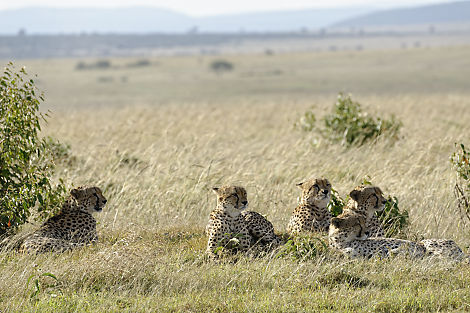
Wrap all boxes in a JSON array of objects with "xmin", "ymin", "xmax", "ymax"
[{"xmin": 1, "ymin": 45, "xmax": 470, "ymax": 312}]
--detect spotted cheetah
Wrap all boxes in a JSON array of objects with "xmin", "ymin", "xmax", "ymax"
[
  {"xmin": 241, "ymin": 211, "xmax": 281, "ymax": 248},
  {"xmin": 329, "ymin": 213, "xmax": 426, "ymax": 259},
  {"xmin": 206, "ymin": 186, "xmax": 280, "ymax": 259},
  {"xmin": 420, "ymin": 239, "xmax": 469, "ymax": 262},
  {"xmin": 342, "ymin": 185, "xmax": 387, "ymax": 237},
  {"xmin": 287, "ymin": 178, "xmax": 332, "ymax": 235},
  {"xmin": 206, "ymin": 186, "xmax": 252, "ymax": 259},
  {"xmin": 21, "ymin": 186, "xmax": 107, "ymax": 253}
]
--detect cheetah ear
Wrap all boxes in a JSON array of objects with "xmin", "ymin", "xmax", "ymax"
[
  {"xmin": 70, "ymin": 188, "xmax": 84, "ymax": 199},
  {"xmin": 212, "ymin": 187, "xmax": 220, "ymax": 195},
  {"xmin": 296, "ymin": 182, "xmax": 304, "ymax": 189},
  {"xmin": 349, "ymin": 189, "xmax": 361, "ymax": 201}
]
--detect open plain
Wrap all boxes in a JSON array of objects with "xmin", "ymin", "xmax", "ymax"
[{"xmin": 1, "ymin": 44, "xmax": 470, "ymax": 312}]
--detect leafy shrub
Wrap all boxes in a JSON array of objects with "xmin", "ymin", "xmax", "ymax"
[
  {"xmin": 377, "ymin": 196, "xmax": 409, "ymax": 237},
  {"xmin": 328, "ymin": 188, "xmax": 346, "ymax": 217},
  {"xmin": 296, "ymin": 93, "xmax": 402, "ymax": 146},
  {"xmin": 323, "ymin": 93, "xmax": 402, "ymax": 146},
  {"xmin": 276, "ymin": 234, "xmax": 328, "ymax": 260},
  {"xmin": 0, "ymin": 63, "xmax": 66, "ymax": 236},
  {"xmin": 451, "ymin": 143, "xmax": 470, "ymax": 222},
  {"xmin": 210, "ymin": 60, "xmax": 234, "ymax": 74}
]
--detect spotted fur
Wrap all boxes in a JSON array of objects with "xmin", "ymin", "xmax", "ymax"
[
  {"xmin": 241, "ymin": 211, "xmax": 281, "ymax": 249},
  {"xmin": 287, "ymin": 178, "xmax": 332, "ymax": 235},
  {"xmin": 343, "ymin": 185, "xmax": 387, "ymax": 237},
  {"xmin": 420, "ymin": 239, "xmax": 469, "ymax": 262},
  {"xmin": 206, "ymin": 186, "xmax": 252, "ymax": 259},
  {"xmin": 329, "ymin": 213, "xmax": 426, "ymax": 259},
  {"xmin": 20, "ymin": 186, "xmax": 107, "ymax": 253}
]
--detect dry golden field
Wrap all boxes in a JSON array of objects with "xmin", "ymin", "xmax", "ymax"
[{"xmin": 1, "ymin": 45, "xmax": 470, "ymax": 312}]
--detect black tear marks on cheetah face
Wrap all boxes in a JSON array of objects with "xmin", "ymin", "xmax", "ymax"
[
  {"xmin": 287, "ymin": 177, "xmax": 332, "ymax": 235},
  {"xmin": 344, "ymin": 185, "xmax": 387, "ymax": 238},
  {"xmin": 206, "ymin": 186, "xmax": 252, "ymax": 259},
  {"xmin": 213, "ymin": 185, "xmax": 248, "ymax": 214},
  {"xmin": 20, "ymin": 186, "xmax": 107, "ymax": 253},
  {"xmin": 329, "ymin": 213, "xmax": 425, "ymax": 259}
]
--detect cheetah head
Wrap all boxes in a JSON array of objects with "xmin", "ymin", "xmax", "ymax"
[
  {"xmin": 296, "ymin": 178, "xmax": 331, "ymax": 207},
  {"xmin": 348, "ymin": 185, "xmax": 387, "ymax": 216},
  {"xmin": 70, "ymin": 186, "xmax": 107, "ymax": 214},
  {"xmin": 212, "ymin": 185, "xmax": 248, "ymax": 216},
  {"xmin": 329, "ymin": 213, "xmax": 368, "ymax": 244}
]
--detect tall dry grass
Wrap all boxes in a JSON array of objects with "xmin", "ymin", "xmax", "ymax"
[{"xmin": 1, "ymin": 48, "xmax": 470, "ymax": 311}]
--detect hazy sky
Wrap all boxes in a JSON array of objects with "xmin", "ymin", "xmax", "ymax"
[{"xmin": 0, "ymin": 0, "xmax": 456, "ymax": 15}]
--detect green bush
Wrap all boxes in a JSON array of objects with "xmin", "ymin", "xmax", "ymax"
[
  {"xmin": 296, "ymin": 93, "xmax": 402, "ymax": 146},
  {"xmin": 0, "ymin": 63, "xmax": 66, "ymax": 236},
  {"xmin": 376, "ymin": 195, "xmax": 409, "ymax": 237},
  {"xmin": 451, "ymin": 143, "xmax": 470, "ymax": 222},
  {"xmin": 276, "ymin": 234, "xmax": 328, "ymax": 261},
  {"xmin": 328, "ymin": 188, "xmax": 346, "ymax": 217},
  {"xmin": 324, "ymin": 93, "xmax": 402, "ymax": 146}
]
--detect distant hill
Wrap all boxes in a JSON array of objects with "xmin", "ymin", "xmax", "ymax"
[
  {"xmin": 0, "ymin": 6, "xmax": 373, "ymax": 34},
  {"xmin": 333, "ymin": 1, "xmax": 470, "ymax": 27}
]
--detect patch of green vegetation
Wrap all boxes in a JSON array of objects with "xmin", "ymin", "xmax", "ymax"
[
  {"xmin": 276, "ymin": 233, "xmax": 328, "ymax": 261},
  {"xmin": 328, "ymin": 188, "xmax": 346, "ymax": 217},
  {"xmin": 297, "ymin": 93, "xmax": 402, "ymax": 146},
  {"xmin": 0, "ymin": 63, "xmax": 66, "ymax": 235},
  {"xmin": 451, "ymin": 143, "xmax": 470, "ymax": 222}
]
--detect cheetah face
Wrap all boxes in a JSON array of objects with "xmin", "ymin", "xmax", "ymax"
[
  {"xmin": 70, "ymin": 186, "xmax": 107, "ymax": 214},
  {"xmin": 212, "ymin": 186, "xmax": 248, "ymax": 216},
  {"xmin": 296, "ymin": 178, "xmax": 331, "ymax": 207},
  {"xmin": 329, "ymin": 214, "xmax": 367, "ymax": 243},
  {"xmin": 349, "ymin": 185, "xmax": 387, "ymax": 213}
]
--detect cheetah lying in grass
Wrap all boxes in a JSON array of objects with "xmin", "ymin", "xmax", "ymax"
[
  {"xmin": 329, "ymin": 212, "xmax": 426, "ymax": 259},
  {"xmin": 20, "ymin": 186, "xmax": 107, "ymax": 253},
  {"xmin": 329, "ymin": 212, "xmax": 469, "ymax": 262}
]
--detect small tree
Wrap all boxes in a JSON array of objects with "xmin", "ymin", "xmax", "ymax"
[
  {"xmin": 0, "ymin": 63, "xmax": 66, "ymax": 235},
  {"xmin": 451, "ymin": 143, "xmax": 470, "ymax": 223}
]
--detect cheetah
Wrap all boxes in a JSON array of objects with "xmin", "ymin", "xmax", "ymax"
[
  {"xmin": 420, "ymin": 239, "xmax": 469, "ymax": 262},
  {"xmin": 287, "ymin": 178, "xmax": 332, "ymax": 235},
  {"xmin": 20, "ymin": 186, "xmax": 107, "ymax": 253},
  {"xmin": 206, "ymin": 186, "xmax": 280, "ymax": 259},
  {"xmin": 329, "ymin": 213, "xmax": 426, "ymax": 259},
  {"xmin": 342, "ymin": 185, "xmax": 387, "ymax": 237},
  {"xmin": 206, "ymin": 186, "xmax": 252, "ymax": 259},
  {"xmin": 241, "ymin": 211, "xmax": 281, "ymax": 249}
]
